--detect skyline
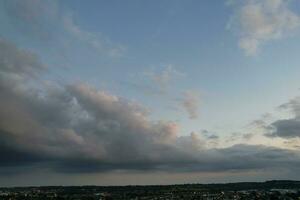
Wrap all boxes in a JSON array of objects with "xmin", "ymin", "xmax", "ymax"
[{"xmin": 1, "ymin": 0, "xmax": 300, "ymax": 186}]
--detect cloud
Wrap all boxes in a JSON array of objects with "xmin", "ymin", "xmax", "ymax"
[
  {"xmin": 265, "ymin": 96, "xmax": 300, "ymax": 138},
  {"xmin": 268, "ymin": 119, "xmax": 300, "ymax": 138},
  {"xmin": 0, "ymin": 40, "xmax": 189, "ymax": 172},
  {"xmin": 0, "ymin": 39, "xmax": 45, "ymax": 80},
  {"xmin": 62, "ymin": 13, "xmax": 125, "ymax": 58},
  {"xmin": 145, "ymin": 65, "xmax": 185, "ymax": 93},
  {"xmin": 2, "ymin": 0, "xmax": 124, "ymax": 58},
  {"xmin": 201, "ymin": 130, "xmax": 219, "ymax": 141},
  {"xmin": 278, "ymin": 96, "xmax": 300, "ymax": 117},
  {"xmin": 209, "ymin": 144, "xmax": 300, "ymax": 172},
  {"xmin": 228, "ymin": 0, "xmax": 300, "ymax": 55},
  {"xmin": 180, "ymin": 90, "xmax": 200, "ymax": 119},
  {"xmin": 2, "ymin": 0, "xmax": 59, "ymax": 40},
  {"xmin": 243, "ymin": 133, "xmax": 255, "ymax": 140},
  {"xmin": 1, "ymin": 39, "xmax": 300, "ymax": 175},
  {"xmin": 126, "ymin": 65, "xmax": 185, "ymax": 96}
]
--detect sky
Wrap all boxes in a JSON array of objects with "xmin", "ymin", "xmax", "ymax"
[{"xmin": 1, "ymin": 0, "xmax": 300, "ymax": 186}]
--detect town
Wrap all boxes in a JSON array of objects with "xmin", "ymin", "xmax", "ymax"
[{"xmin": 1, "ymin": 181, "xmax": 300, "ymax": 200}]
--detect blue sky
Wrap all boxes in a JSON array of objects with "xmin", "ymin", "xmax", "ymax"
[{"xmin": 1, "ymin": 0, "xmax": 300, "ymax": 185}]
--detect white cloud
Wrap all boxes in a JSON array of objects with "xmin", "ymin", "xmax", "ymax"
[{"xmin": 228, "ymin": 0, "xmax": 300, "ymax": 55}]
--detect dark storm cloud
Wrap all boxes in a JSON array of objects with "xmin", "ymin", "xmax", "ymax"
[
  {"xmin": 268, "ymin": 119, "xmax": 300, "ymax": 138},
  {"xmin": 0, "ymin": 131, "xmax": 43, "ymax": 166},
  {"xmin": 0, "ymin": 39, "xmax": 187, "ymax": 171},
  {"xmin": 52, "ymin": 144, "xmax": 300, "ymax": 173},
  {"xmin": 211, "ymin": 144, "xmax": 300, "ymax": 171},
  {"xmin": 0, "ymin": 39, "xmax": 300, "ymax": 175},
  {"xmin": 266, "ymin": 97, "xmax": 300, "ymax": 138}
]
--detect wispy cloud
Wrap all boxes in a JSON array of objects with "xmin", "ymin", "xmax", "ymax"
[
  {"xmin": 126, "ymin": 65, "xmax": 185, "ymax": 96},
  {"xmin": 228, "ymin": 0, "xmax": 300, "ymax": 55},
  {"xmin": 2, "ymin": 0, "xmax": 125, "ymax": 58},
  {"xmin": 62, "ymin": 13, "xmax": 125, "ymax": 58},
  {"xmin": 146, "ymin": 64, "xmax": 185, "ymax": 93},
  {"xmin": 180, "ymin": 90, "xmax": 200, "ymax": 119}
]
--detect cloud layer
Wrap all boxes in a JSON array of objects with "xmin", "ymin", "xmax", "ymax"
[{"xmin": 1, "ymin": 39, "xmax": 300, "ymax": 176}]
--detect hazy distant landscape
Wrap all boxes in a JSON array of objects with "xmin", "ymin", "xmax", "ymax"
[{"xmin": 1, "ymin": 181, "xmax": 300, "ymax": 199}]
